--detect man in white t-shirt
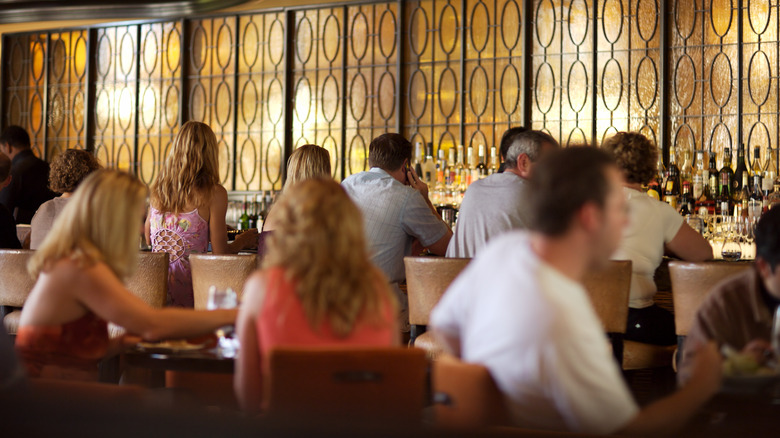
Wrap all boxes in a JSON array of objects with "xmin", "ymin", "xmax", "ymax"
[{"xmin": 431, "ymin": 147, "xmax": 721, "ymax": 435}]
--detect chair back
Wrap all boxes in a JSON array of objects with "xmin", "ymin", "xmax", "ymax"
[
  {"xmin": 126, "ymin": 252, "xmax": 169, "ymax": 308},
  {"xmin": 432, "ymin": 355, "xmax": 510, "ymax": 429},
  {"xmin": 0, "ymin": 249, "xmax": 35, "ymax": 307},
  {"xmin": 404, "ymin": 257, "xmax": 470, "ymax": 326},
  {"xmin": 267, "ymin": 347, "xmax": 427, "ymax": 424},
  {"xmin": 582, "ymin": 260, "xmax": 632, "ymax": 334},
  {"xmin": 190, "ymin": 254, "xmax": 257, "ymax": 309},
  {"xmin": 669, "ymin": 261, "xmax": 752, "ymax": 336}
]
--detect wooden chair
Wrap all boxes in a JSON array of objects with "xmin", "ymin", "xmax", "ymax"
[
  {"xmin": 0, "ymin": 250, "xmax": 36, "ymax": 336},
  {"xmin": 267, "ymin": 347, "xmax": 428, "ymax": 425},
  {"xmin": 669, "ymin": 261, "xmax": 752, "ymax": 362},
  {"xmin": 581, "ymin": 260, "xmax": 632, "ymax": 366},
  {"xmin": 190, "ymin": 254, "xmax": 257, "ymax": 310},
  {"xmin": 404, "ymin": 256, "xmax": 470, "ymax": 359},
  {"xmin": 109, "ymin": 252, "xmax": 169, "ymax": 339},
  {"xmin": 432, "ymin": 355, "xmax": 510, "ymax": 430}
]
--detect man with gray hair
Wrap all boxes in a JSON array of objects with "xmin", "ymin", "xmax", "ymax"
[
  {"xmin": 0, "ymin": 154, "xmax": 21, "ymax": 248},
  {"xmin": 446, "ymin": 129, "xmax": 558, "ymax": 258}
]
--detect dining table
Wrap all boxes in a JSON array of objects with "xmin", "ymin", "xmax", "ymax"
[{"xmin": 122, "ymin": 345, "xmax": 235, "ymax": 387}]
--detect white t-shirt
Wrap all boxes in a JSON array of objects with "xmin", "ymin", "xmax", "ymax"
[
  {"xmin": 611, "ymin": 187, "xmax": 684, "ymax": 308},
  {"xmin": 431, "ymin": 231, "xmax": 638, "ymax": 434}
]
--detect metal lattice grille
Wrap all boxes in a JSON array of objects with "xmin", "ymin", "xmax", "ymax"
[
  {"xmin": 236, "ymin": 13, "xmax": 285, "ymax": 191},
  {"xmin": 93, "ymin": 25, "xmax": 138, "ymax": 173},
  {"xmin": 46, "ymin": 30, "xmax": 88, "ymax": 158},
  {"xmin": 4, "ymin": 33, "xmax": 47, "ymax": 158},
  {"xmin": 670, "ymin": 0, "xmax": 739, "ymax": 168},
  {"xmin": 8, "ymin": 0, "xmax": 780, "ymax": 184}
]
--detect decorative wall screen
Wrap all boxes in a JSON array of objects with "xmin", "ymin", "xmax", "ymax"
[{"xmin": 4, "ymin": 0, "xmax": 780, "ymax": 187}]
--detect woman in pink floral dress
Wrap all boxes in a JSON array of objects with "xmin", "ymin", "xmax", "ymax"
[{"xmin": 145, "ymin": 121, "xmax": 257, "ymax": 307}]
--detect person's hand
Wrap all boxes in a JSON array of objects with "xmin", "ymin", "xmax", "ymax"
[
  {"xmin": 686, "ymin": 341, "xmax": 723, "ymax": 398},
  {"xmin": 407, "ymin": 166, "xmax": 429, "ymax": 198},
  {"xmin": 235, "ymin": 228, "xmax": 259, "ymax": 249},
  {"xmin": 740, "ymin": 339, "xmax": 773, "ymax": 365}
]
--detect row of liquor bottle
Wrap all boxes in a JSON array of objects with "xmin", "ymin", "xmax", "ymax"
[
  {"xmin": 649, "ymin": 143, "xmax": 780, "ymax": 219},
  {"xmin": 413, "ymin": 142, "xmax": 500, "ymax": 206},
  {"xmin": 232, "ymin": 192, "xmax": 276, "ymax": 231}
]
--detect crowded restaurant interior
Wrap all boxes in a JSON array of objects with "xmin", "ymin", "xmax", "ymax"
[{"xmin": 3, "ymin": 0, "xmax": 780, "ymax": 436}]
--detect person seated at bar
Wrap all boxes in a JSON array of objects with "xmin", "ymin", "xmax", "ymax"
[
  {"xmin": 0, "ymin": 153, "xmax": 21, "ymax": 249},
  {"xmin": 496, "ymin": 126, "xmax": 527, "ymax": 174},
  {"xmin": 0, "ymin": 126, "xmax": 56, "ymax": 224},
  {"xmin": 234, "ymin": 179, "xmax": 398, "ymax": 412},
  {"xmin": 342, "ymin": 133, "xmax": 452, "ymax": 333},
  {"xmin": 431, "ymin": 147, "xmax": 721, "ymax": 435},
  {"xmin": 446, "ymin": 129, "xmax": 558, "ymax": 258},
  {"xmin": 260, "ymin": 144, "xmax": 331, "ymax": 254},
  {"xmin": 30, "ymin": 149, "xmax": 101, "ymax": 250},
  {"xmin": 15, "ymin": 170, "xmax": 237, "ymax": 382},
  {"xmin": 145, "ymin": 121, "xmax": 257, "ymax": 307},
  {"xmin": 679, "ymin": 207, "xmax": 780, "ymax": 381},
  {"xmin": 603, "ymin": 132, "xmax": 712, "ymax": 346}
]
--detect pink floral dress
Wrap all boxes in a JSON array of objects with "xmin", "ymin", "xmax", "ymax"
[{"xmin": 149, "ymin": 207, "xmax": 209, "ymax": 307}]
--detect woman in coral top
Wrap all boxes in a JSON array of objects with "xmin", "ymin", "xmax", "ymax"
[
  {"xmin": 234, "ymin": 179, "xmax": 399, "ymax": 412},
  {"xmin": 15, "ymin": 170, "xmax": 237, "ymax": 381}
]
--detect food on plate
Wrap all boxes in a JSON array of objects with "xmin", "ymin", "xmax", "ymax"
[{"xmin": 721, "ymin": 344, "xmax": 776, "ymax": 377}]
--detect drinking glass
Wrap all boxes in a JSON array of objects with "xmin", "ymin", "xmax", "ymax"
[
  {"xmin": 721, "ymin": 221, "xmax": 742, "ymax": 261},
  {"xmin": 207, "ymin": 286, "xmax": 238, "ymax": 357}
]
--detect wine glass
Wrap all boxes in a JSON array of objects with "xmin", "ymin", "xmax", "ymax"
[
  {"xmin": 207, "ymin": 286, "xmax": 238, "ymax": 357},
  {"xmin": 721, "ymin": 220, "xmax": 742, "ymax": 261}
]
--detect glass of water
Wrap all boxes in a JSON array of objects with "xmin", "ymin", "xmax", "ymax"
[{"xmin": 207, "ymin": 286, "xmax": 238, "ymax": 356}]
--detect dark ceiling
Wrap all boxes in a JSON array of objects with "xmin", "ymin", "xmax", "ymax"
[{"xmin": 0, "ymin": 0, "xmax": 252, "ymax": 24}]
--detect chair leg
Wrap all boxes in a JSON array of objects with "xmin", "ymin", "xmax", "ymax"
[{"xmin": 608, "ymin": 333, "xmax": 624, "ymax": 367}]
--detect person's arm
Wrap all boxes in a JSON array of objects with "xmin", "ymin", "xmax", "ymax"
[
  {"xmin": 208, "ymin": 185, "xmax": 258, "ymax": 254},
  {"xmin": 406, "ymin": 166, "xmax": 439, "ymax": 217},
  {"xmin": 234, "ymin": 271, "xmax": 266, "ymax": 412},
  {"xmin": 665, "ymin": 223, "xmax": 713, "ymax": 261},
  {"xmin": 426, "ymin": 233, "xmax": 452, "ymax": 256},
  {"xmin": 144, "ymin": 213, "xmax": 151, "ymax": 246},
  {"xmin": 432, "ymin": 329, "xmax": 461, "ymax": 357},
  {"xmin": 75, "ymin": 262, "xmax": 236, "ymax": 341},
  {"xmin": 617, "ymin": 342, "xmax": 721, "ymax": 437}
]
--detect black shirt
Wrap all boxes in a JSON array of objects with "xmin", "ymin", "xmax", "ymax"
[
  {"xmin": 0, "ymin": 149, "xmax": 55, "ymax": 224},
  {"xmin": 0, "ymin": 204, "xmax": 21, "ymax": 249}
]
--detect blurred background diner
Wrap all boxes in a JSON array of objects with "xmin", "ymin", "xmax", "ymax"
[{"xmin": 3, "ymin": 0, "xmax": 780, "ymax": 436}]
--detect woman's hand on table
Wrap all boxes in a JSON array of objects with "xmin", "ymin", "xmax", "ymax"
[{"xmin": 235, "ymin": 228, "xmax": 259, "ymax": 249}]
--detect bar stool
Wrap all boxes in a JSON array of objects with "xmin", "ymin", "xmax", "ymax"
[
  {"xmin": 582, "ymin": 260, "xmax": 632, "ymax": 366},
  {"xmin": 0, "ymin": 250, "xmax": 36, "ymax": 337},
  {"xmin": 190, "ymin": 254, "xmax": 257, "ymax": 309},
  {"xmin": 403, "ymin": 256, "xmax": 470, "ymax": 359}
]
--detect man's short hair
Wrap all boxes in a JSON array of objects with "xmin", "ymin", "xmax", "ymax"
[
  {"xmin": 499, "ymin": 126, "xmax": 528, "ymax": 162},
  {"xmin": 0, "ymin": 126, "xmax": 31, "ymax": 150},
  {"xmin": 527, "ymin": 146, "xmax": 616, "ymax": 237},
  {"xmin": 755, "ymin": 207, "xmax": 780, "ymax": 270},
  {"xmin": 0, "ymin": 153, "xmax": 10, "ymax": 181},
  {"xmin": 368, "ymin": 133, "xmax": 412, "ymax": 171},
  {"xmin": 504, "ymin": 130, "xmax": 559, "ymax": 169}
]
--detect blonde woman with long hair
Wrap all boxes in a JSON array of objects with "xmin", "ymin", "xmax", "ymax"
[
  {"xmin": 261, "ymin": 144, "xmax": 331, "ymax": 233},
  {"xmin": 145, "ymin": 121, "xmax": 257, "ymax": 307},
  {"xmin": 234, "ymin": 179, "xmax": 398, "ymax": 412},
  {"xmin": 15, "ymin": 170, "xmax": 237, "ymax": 381}
]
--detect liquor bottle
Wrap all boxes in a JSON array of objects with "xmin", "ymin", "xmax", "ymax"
[
  {"xmin": 413, "ymin": 142, "xmax": 424, "ymax": 177},
  {"xmin": 476, "ymin": 144, "xmax": 488, "ymax": 179},
  {"xmin": 719, "ymin": 147, "xmax": 734, "ymax": 199},
  {"xmin": 692, "ymin": 151, "xmax": 705, "ymax": 200},
  {"xmin": 422, "ymin": 142, "xmax": 436, "ymax": 187},
  {"xmin": 752, "ymin": 146, "xmax": 763, "ymax": 185},
  {"xmin": 489, "ymin": 146, "xmax": 499, "ymax": 175},
  {"xmin": 734, "ymin": 143, "xmax": 748, "ymax": 193},
  {"xmin": 717, "ymin": 165, "xmax": 732, "ymax": 216},
  {"xmin": 680, "ymin": 148, "xmax": 693, "ymax": 187},
  {"xmin": 255, "ymin": 194, "xmax": 265, "ymax": 230},
  {"xmin": 466, "ymin": 146, "xmax": 475, "ymax": 187},
  {"xmin": 708, "ymin": 150, "xmax": 719, "ymax": 198},
  {"xmin": 433, "ymin": 149, "xmax": 446, "ymax": 206},
  {"xmin": 749, "ymin": 171, "xmax": 764, "ymax": 220},
  {"xmin": 763, "ymin": 148, "xmax": 777, "ymax": 206},
  {"xmin": 663, "ymin": 146, "xmax": 681, "ymax": 208},
  {"xmin": 679, "ymin": 181, "xmax": 693, "ymax": 217},
  {"xmin": 767, "ymin": 180, "xmax": 780, "ymax": 210},
  {"xmin": 238, "ymin": 195, "xmax": 250, "ymax": 231},
  {"xmin": 456, "ymin": 145, "xmax": 467, "ymax": 192},
  {"xmin": 248, "ymin": 195, "xmax": 258, "ymax": 229},
  {"xmin": 737, "ymin": 173, "xmax": 750, "ymax": 218},
  {"xmin": 696, "ymin": 177, "xmax": 716, "ymax": 216},
  {"xmin": 447, "ymin": 147, "xmax": 456, "ymax": 188}
]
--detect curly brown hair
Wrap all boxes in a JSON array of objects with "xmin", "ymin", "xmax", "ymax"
[
  {"xmin": 49, "ymin": 149, "xmax": 102, "ymax": 194},
  {"xmin": 601, "ymin": 132, "xmax": 657, "ymax": 185}
]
